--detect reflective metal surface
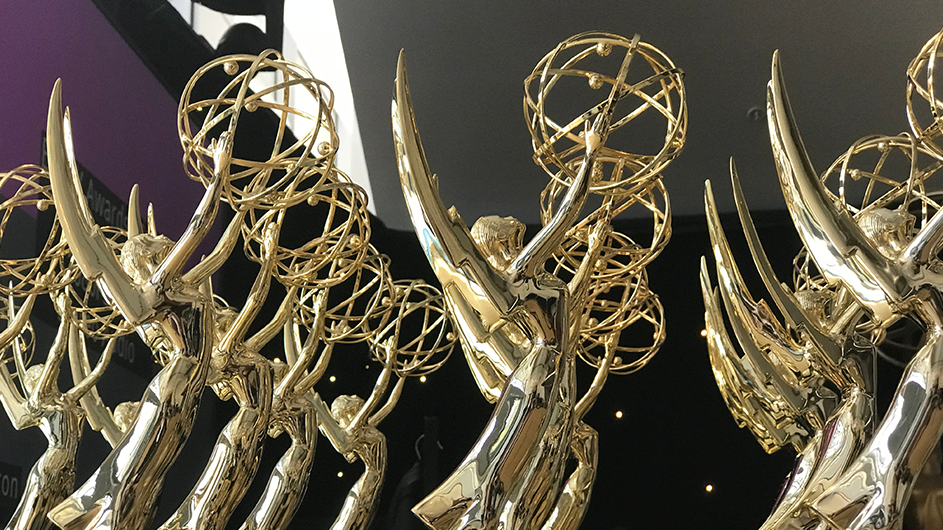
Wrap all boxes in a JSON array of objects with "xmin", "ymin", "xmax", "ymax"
[
  {"xmin": 312, "ymin": 280, "xmax": 452, "ymax": 530},
  {"xmin": 157, "ymin": 231, "xmax": 281, "ymax": 530},
  {"xmin": 393, "ymin": 32, "xmax": 684, "ymax": 530},
  {"xmin": 703, "ymin": 27, "xmax": 943, "ymax": 530},
  {"xmin": 0, "ymin": 49, "xmax": 453, "ymax": 530},
  {"xmin": 45, "ymin": 78, "xmax": 225, "ymax": 530},
  {"xmin": 0, "ymin": 290, "xmax": 113, "ymax": 530}
]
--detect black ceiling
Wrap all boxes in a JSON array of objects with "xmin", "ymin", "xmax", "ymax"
[{"xmin": 334, "ymin": 0, "xmax": 943, "ymax": 230}]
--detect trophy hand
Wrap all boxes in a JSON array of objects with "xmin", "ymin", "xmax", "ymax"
[
  {"xmin": 583, "ymin": 120, "xmax": 602, "ymax": 154},
  {"xmin": 212, "ymin": 131, "xmax": 233, "ymax": 178}
]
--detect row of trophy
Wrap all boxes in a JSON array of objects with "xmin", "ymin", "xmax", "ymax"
[
  {"xmin": 6, "ymin": 16, "xmax": 943, "ymax": 530},
  {"xmin": 0, "ymin": 51, "xmax": 455, "ymax": 530},
  {"xmin": 702, "ymin": 27, "xmax": 943, "ymax": 530},
  {"xmin": 0, "ymin": 31, "xmax": 681, "ymax": 530}
]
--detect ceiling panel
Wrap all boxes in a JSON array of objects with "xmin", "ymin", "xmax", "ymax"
[{"xmin": 334, "ymin": 0, "xmax": 943, "ymax": 230}]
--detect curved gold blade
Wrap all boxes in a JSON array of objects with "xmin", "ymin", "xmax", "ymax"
[
  {"xmin": 392, "ymin": 52, "xmax": 512, "ymax": 317},
  {"xmin": 706, "ymin": 181, "xmax": 809, "ymax": 413},
  {"xmin": 730, "ymin": 159, "xmax": 843, "ymax": 371},
  {"xmin": 700, "ymin": 257, "xmax": 796, "ymax": 452},
  {"xmin": 127, "ymin": 184, "xmax": 142, "ymax": 238},
  {"xmin": 46, "ymin": 81, "xmax": 152, "ymax": 325},
  {"xmin": 767, "ymin": 53, "xmax": 902, "ymax": 322},
  {"xmin": 393, "ymin": 51, "xmax": 524, "ymax": 400}
]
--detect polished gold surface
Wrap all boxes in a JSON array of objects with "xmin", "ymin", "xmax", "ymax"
[
  {"xmin": 703, "ymin": 28, "xmax": 943, "ymax": 530},
  {"xmin": 393, "ymin": 32, "xmax": 684, "ymax": 530},
  {"xmin": 0, "ymin": 49, "xmax": 453, "ymax": 530},
  {"xmin": 46, "ymin": 78, "xmax": 233, "ymax": 530},
  {"xmin": 0, "ymin": 288, "xmax": 113, "ymax": 530},
  {"xmin": 311, "ymin": 279, "xmax": 452, "ymax": 530}
]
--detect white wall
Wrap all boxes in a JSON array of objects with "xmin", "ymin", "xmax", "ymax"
[{"xmin": 169, "ymin": 1, "xmax": 376, "ymax": 213}]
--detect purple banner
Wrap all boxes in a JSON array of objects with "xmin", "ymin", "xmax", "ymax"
[{"xmin": 0, "ymin": 0, "xmax": 204, "ymax": 241}]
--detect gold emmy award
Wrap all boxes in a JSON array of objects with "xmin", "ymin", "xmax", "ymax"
[
  {"xmin": 393, "ymin": 32, "xmax": 684, "ymax": 529},
  {"xmin": 0, "ymin": 50, "xmax": 454, "ymax": 530},
  {"xmin": 702, "ymin": 27, "xmax": 943, "ymax": 530}
]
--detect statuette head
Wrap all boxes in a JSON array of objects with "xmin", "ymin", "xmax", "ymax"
[
  {"xmin": 331, "ymin": 394, "xmax": 366, "ymax": 429},
  {"xmin": 855, "ymin": 208, "xmax": 914, "ymax": 259},
  {"xmin": 119, "ymin": 233, "xmax": 173, "ymax": 285},
  {"xmin": 22, "ymin": 364, "xmax": 44, "ymax": 393},
  {"xmin": 471, "ymin": 215, "xmax": 525, "ymax": 271},
  {"xmin": 114, "ymin": 401, "xmax": 141, "ymax": 432}
]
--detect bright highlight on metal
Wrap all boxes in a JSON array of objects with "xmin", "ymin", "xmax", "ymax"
[
  {"xmin": 0, "ymin": 49, "xmax": 456, "ymax": 530},
  {"xmin": 702, "ymin": 26, "xmax": 943, "ymax": 530},
  {"xmin": 393, "ymin": 31, "xmax": 685, "ymax": 530}
]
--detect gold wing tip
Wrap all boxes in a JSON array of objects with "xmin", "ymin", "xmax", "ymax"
[
  {"xmin": 768, "ymin": 51, "xmax": 787, "ymax": 107},
  {"xmin": 128, "ymin": 185, "xmax": 142, "ymax": 237},
  {"xmin": 771, "ymin": 50, "xmax": 782, "ymax": 84},
  {"xmin": 50, "ymin": 78, "xmax": 62, "ymax": 105},
  {"xmin": 47, "ymin": 81, "xmax": 63, "ymax": 135},
  {"xmin": 704, "ymin": 179, "xmax": 719, "ymax": 217},
  {"xmin": 396, "ymin": 50, "xmax": 408, "ymax": 85}
]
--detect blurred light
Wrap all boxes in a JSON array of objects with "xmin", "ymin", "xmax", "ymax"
[
  {"xmin": 615, "ymin": 410, "xmax": 623, "ymax": 419},
  {"xmin": 337, "ymin": 471, "xmax": 344, "ymax": 478},
  {"xmin": 419, "ymin": 375, "xmax": 427, "ymax": 383},
  {"xmin": 705, "ymin": 484, "xmax": 713, "ymax": 492},
  {"xmin": 700, "ymin": 329, "xmax": 708, "ymax": 337},
  {"xmin": 329, "ymin": 375, "xmax": 336, "ymax": 382}
]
